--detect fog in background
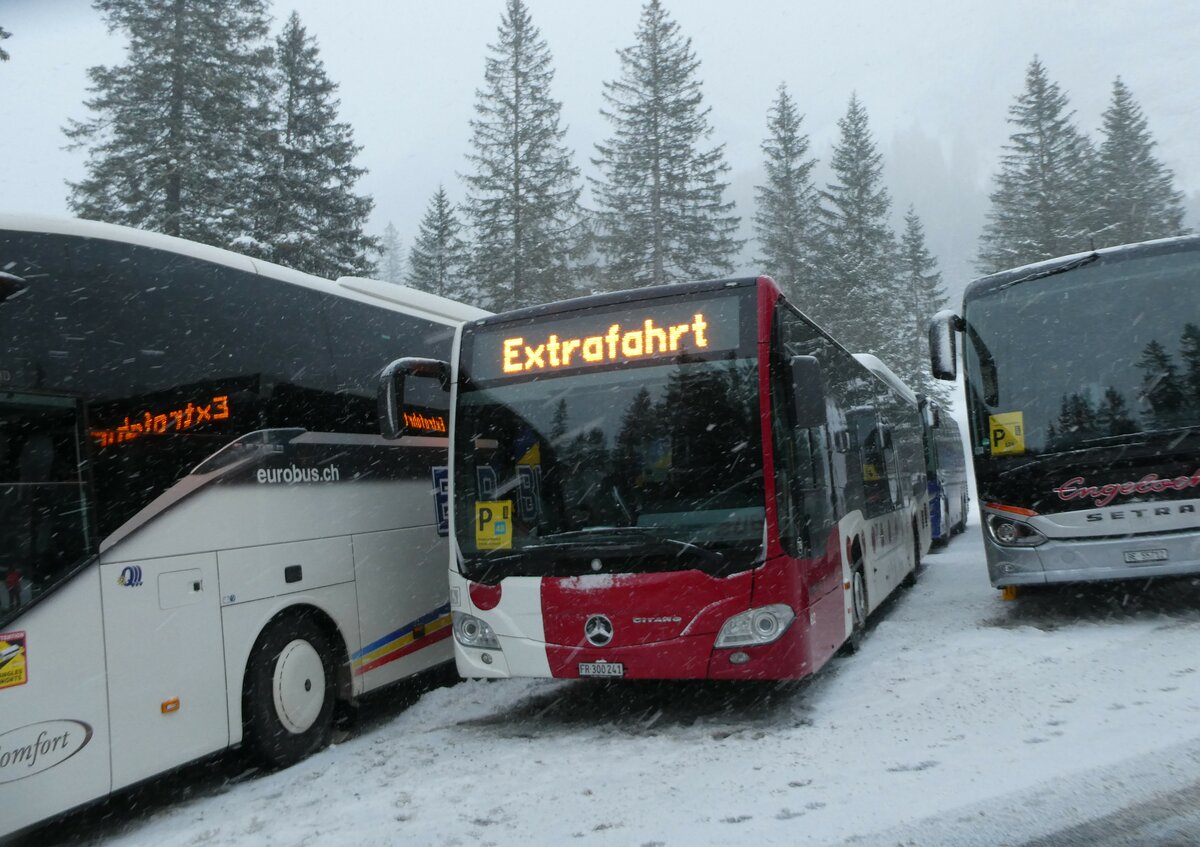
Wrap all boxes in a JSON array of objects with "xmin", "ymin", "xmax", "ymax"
[{"xmin": 4, "ymin": 0, "xmax": 1198, "ymax": 301}]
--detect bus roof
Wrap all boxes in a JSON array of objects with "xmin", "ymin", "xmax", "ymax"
[
  {"xmin": 0, "ymin": 214, "xmax": 488, "ymax": 325},
  {"xmin": 963, "ymin": 234, "xmax": 1200, "ymax": 303},
  {"xmin": 851, "ymin": 352, "xmax": 918, "ymax": 405}
]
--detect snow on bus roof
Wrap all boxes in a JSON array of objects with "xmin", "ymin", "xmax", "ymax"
[
  {"xmin": 964, "ymin": 233, "xmax": 1200, "ymax": 301},
  {"xmin": 0, "ymin": 213, "xmax": 488, "ymax": 324},
  {"xmin": 851, "ymin": 352, "xmax": 918, "ymax": 405}
]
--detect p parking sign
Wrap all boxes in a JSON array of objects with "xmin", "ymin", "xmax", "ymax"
[
  {"xmin": 989, "ymin": 411, "xmax": 1025, "ymax": 456},
  {"xmin": 475, "ymin": 500, "xmax": 513, "ymax": 550}
]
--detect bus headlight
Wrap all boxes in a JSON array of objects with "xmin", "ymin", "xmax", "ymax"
[
  {"xmin": 985, "ymin": 514, "xmax": 1047, "ymax": 547},
  {"xmin": 714, "ymin": 604, "xmax": 795, "ymax": 648},
  {"xmin": 453, "ymin": 611, "xmax": 501, "ymax": 650}
]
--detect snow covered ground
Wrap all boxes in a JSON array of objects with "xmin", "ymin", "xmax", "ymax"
[{"xmin": 22, "ymin": 521, "xmax": 1200, "ymax": 846}]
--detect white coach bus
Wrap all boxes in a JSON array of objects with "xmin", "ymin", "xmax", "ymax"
[{"xmin": 0, "ymin": 216, "xmax": 485, "ymax": 836}]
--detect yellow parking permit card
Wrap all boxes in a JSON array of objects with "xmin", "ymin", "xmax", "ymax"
[
  {"xmin": 475, "ymin": 500, "xmax": 513, "ymax": 550},
  {"xmin": 989, "ymin": 411, "xmax": 1025, "ymax": 456}
]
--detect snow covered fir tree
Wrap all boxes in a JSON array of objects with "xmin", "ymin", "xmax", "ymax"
[
  {"xmin": 591, "ymin": 0, "xmax": 741, "ymax": 289},
  {"xmin": 64, "ymin": 1, "xmax": 376, "ymax": 277},
  {"xmin": 407, "ymin": 186, "xmax": 473, "ymax": 301},
  {"xmin": 753, "ymin": 83, "xmax": 824, "ymax": 306},
  {"xmin": 463, "ymin": 0, "xmax": 585, "ymax": 311},
  {"xmin": 976, "ymin": 58, "xmax": 1095, "ymax": 273},
  {"xmin": 896, "ymin": 208, "xmax": 951, "ymax": 408},
  {"xmin": 816, "ymin": 94, "xmax": 899, "ymax": 360},
  {"xmin": 0, "ymin": 25, "xmax": 10, "ymax": 61},
  {"xmin": 65, "ymin": 0, "xmax": 275, "ymax": 248},
  {"xmin": 246, "ymin": 11, "xmax": 377, "ymax": 279},
  {"xmin": 1091, "ymin": 77, "xmax": 1188, "ymax": 249},
  {"xmin": 378, "ymin": 222, "xmax": 405, "ymax": 284}
]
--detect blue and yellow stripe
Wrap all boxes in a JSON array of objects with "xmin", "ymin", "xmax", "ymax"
[{"xmin": 351, "ymin": 604, "xmax": 452, "ymax": 676}]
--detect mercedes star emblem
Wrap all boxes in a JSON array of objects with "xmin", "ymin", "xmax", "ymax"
[{"xmin": 584, "ymin": 614, "xmax": 614, "ymax": 647}]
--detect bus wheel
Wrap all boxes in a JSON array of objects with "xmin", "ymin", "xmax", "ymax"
[
  {"xmin": 244, "ymin": 612, "xmax": 336, "ymax": 769},
  {"xmin": 902, "ymin": 525, "xmax": 919, "ymax": 588},
  {"xmin": 846, "ymin": 566, "xmax": 868, "ymax": 654}
]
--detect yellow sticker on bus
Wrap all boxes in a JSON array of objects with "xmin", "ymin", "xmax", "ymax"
[
  {"xmin": 989, "ymin": 411, "xmax": 1026, "ymax": 456},
  {"xmin": 475, "ymin": 500, "xmax": 513, "ymax": 550},
  {"xmin": 0, "ymin": 631, "xmax": 28, "ymax": 691}
]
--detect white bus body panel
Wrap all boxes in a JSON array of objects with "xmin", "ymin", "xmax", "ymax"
[
  {"xmin": 0, "ymin": 568, "xmax": 111, "ymax": 835},
  {"xmin": 449, "ymin": 572, "xmax": 551, "ymax": 679},
  {"xmin": 351, "ymin": 527, "xmax": 452, "ymax": 691}
]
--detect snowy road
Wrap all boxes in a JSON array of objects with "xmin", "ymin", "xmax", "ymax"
[{"xmin": 20, "ymin": 523, "xmax": 1200, "ymax": 846}]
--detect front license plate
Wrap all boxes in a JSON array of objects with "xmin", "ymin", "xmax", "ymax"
[
  {"xmin": 1124, "ymin": 548, "xmax": 1169, "ymax": 564},
  {"xmin": 578, "ymin": 662, "xmax": 624, "ymax": 678}
]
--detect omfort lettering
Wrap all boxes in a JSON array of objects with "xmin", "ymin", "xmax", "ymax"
[
  {"xmin": 1054, "ymin": 470, "xmax": 1200, "ymax": 507},
  {"xmin": 0, "ymin": 728, "xmax": 71, "ymax": 771},
  {"xmin": 0, "ymin": 720, "xmax": 93, "ymax": 784},
  {"xmin": 503, "ymin": 314, "xmax": 710, "ymax": 374}
]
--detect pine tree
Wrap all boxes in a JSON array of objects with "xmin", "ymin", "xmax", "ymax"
[
  {"xmin": 897, "ymin": 208, "xmax": 951, "ymax": 406},
  {"xmin": 1137, "ymin": 339, "xmax": 1185, "ymax": 426},
  {"xmin": 753, "ymin": 83, "xmax": 822, "ymax": 304},
  {"xmin": 1095, "ymin": 386, "xmax": 1138, "ymax": 436},
  {"xmin": 1093, "ymin": 77, "xmax": 1188, "ymax": 248},
  {"xmin": 591, "ymin": 0, "xmax": 741, "ymax": 289},
  {"xmin": 818, "ymin": 94, "xmax": 898, "ymax": 358},
  {"xmin": 378, "ymin": 223, "xmax": 405, "ymax": 284},
  {"xmin": 248, "ymin": 12, "xmax": 376, "ymax": 278},
  {"xmin": 65, "ymin": 0, "xmax": 274, "ymax": 247},
  {"xmin": 1179, "ymin": 323, "xmax": 1200, "ymax": 412},
  {"xmin": 1051, "ymin": 392, "xmax": 1097, "ymax": 446},
  {"xmin": 463, "ymin": 0, "xmax": 585, "ymax": 311},
  {"xmin": 407, "ymin": 186, "xmax": 473, "ymax": 301},
  {"xmin": 0, "ymin": 25, "xmax": 11, "ymax": 61},
  {"xmin": 977, "ymin": 57, "xmax": 1094, "ymax": 273}
]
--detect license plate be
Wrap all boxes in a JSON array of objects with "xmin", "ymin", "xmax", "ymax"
[
  {"xmin": 1124, "ymin": 548, "xmax": 1168, "ymax": 564},
  {"xmin": 578, "ymin": 662, "xmax": 624, "ymax": 678}
]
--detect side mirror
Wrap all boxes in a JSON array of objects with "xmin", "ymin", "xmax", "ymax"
[
  {"xmin": 789, "ymin": 355, "xmax": 826, "ymax": 429},
  {"xmin": 929, "ymin": 310, "xmax": 961, "ymax": 381},
  {"xmin": 378, "ymin": 357, "xmax": 451, "ymax": 439}
]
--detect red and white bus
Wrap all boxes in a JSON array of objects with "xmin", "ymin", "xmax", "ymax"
[{"xmin": 384, "ymin": 276, "xmax": 930, "ymax": 681}]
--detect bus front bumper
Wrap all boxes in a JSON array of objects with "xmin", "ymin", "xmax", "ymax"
[
  {"xmin": 454, "ymin": 621, "xmax": 815, "ymax": 681},
  {"xmin": 986, "ymin": 530, "xmax": 1200, "ymax": 587}
]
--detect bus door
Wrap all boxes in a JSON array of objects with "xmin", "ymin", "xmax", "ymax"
[
  {"xmin": 0, "ymin": 390, "xmax": 112, "ymax": 830},
  {"xmin": 857, "ymin": 411, "xmax": 905, "ymax": 600}
]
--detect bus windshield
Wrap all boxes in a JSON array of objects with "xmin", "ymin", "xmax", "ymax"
[
  {"xmin": 453, "ymin": 354, "xmax": 764, "ymax": 581},
  {"xmin": 963, "ymin": 247, "xmax": 1200, "ymax": 457}
]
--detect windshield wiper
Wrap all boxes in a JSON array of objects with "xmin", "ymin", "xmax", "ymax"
[
  {"xmin": 1075, "ymin": 425, "xmax": 1199, "ymax": 450},
  {"xmin": 995, "ymin": 252, "xmax": 1100, "ymax": 292},
  {"xmin": 484, "ymin": 527, "xmax": 727, "ymax": 568}
]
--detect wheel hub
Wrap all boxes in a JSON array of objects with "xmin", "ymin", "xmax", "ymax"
[{"xmin": 272, "ymin": 638, "xmax": 326, "ymax": 734}]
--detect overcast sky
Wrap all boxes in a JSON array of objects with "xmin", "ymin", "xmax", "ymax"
[{"xmin": 3, "ymin": 0, "xmax": 1198, "ymax": 290}]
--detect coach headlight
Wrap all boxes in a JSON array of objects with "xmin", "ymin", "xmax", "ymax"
[
  {"xmin": 453, "ymin": 611, "xmax": 501, "ymax": 650},
  {"xmin": 714, "ymin": 604, "xmax": 796, "ymax": 648},
  {"xmin": 985, "ymin": 514, "xmax": 1047, "ymax": 547}
]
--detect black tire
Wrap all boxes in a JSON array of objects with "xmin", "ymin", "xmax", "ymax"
[
  {"xmin": 243, "ymin": 612, "xmax": 337, "ymax": 769},
  {"xmin": 902, "ymin": 524, "xmax": 920, "ymax": 588},
  {"xmin": 954, "ymin": 494, "xmax": 969, "ymax": 534},
  {"xmin": 845, "ymin": 565, "xmax": 868, "ymax": 654}
]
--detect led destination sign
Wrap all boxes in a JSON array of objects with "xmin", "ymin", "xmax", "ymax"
[
  {"xmin": 471, "ymin": 295, "xmax": 743, "ymax": 382},
  {"xmin": 91, "ymin": 394, "xmax": 230, "ymax": 448}
]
